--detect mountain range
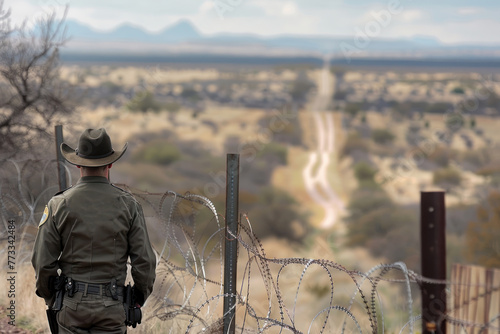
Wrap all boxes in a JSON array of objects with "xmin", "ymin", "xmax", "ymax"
[{"xmin": 62, "ymin": 19, "xmax": 500, "ymax": 58}]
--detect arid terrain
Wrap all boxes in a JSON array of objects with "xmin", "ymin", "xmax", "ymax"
[{"xmin": 2, "ymin": 62, "xmax": 500, "ymax": 332}]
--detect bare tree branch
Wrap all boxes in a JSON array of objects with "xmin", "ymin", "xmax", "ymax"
[{"xmin": 0, "ymin": 3, "xmax": 72, "ymax": 158}]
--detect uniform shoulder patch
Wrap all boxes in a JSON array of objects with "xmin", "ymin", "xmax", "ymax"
[{"xmin": 39, "ymin": 205, "xmax": 49, "ymax": 227}]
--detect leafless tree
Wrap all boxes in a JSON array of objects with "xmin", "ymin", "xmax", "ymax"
[{"xmin": 0, "ymin": 1, "xmax": 72, "ymax": 158}]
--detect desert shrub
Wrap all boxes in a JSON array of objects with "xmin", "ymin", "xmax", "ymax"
[
  {"xmin": 164, "ymin": 101, "xmax": 181, "ymax": 112},
  {"xmin": 379, "ymin": 210, "xmax": 419, "ymax": 267},
  {"xmin": 447, "ymin": 204, "xmax": 477, "ymax": 236},
  {"xmin": 469, "ymin": 117, "xmax": 476, "ymax": 128},
  {"xmin": 257, "ymin": 143, "xmax": 288, "ymax": 165},
  {"xmin": 334, "ymin": 90, "xmax": 348, "ymax": 100},
  {"xmin": 486, "ymin": 92, "xmax": 500, "ymax": 109},
  {"xmin": 132, "ymin": 140, "xmax": 181, "ymax": 165},
  {"xmin": 246, "ymin": 160, "xmax": 272, "ymax": 186},
  {"xmin": 289, "ymin": 74, "xmax": 315, "ymax": 103},
  {"xmin": 258, "ymin": 110, "xmax": 303, "ymax": 146},
  {"xmin": 249, "ymin": 187, "xmax": 310, "ymax": 242},
  {"xmin": 345, "ymin": 102, "xmax": 361, "ymax": 118},
  {"xmin": 476, "ymin": 163, "xmax": 500, "ymax": 177},
  {"xmin": 127, "ymin": 91, "xmax": 162, "ymax": 112},
  {"xmin": 466, "ymin": 190, "xmax": 500, "ymax": 268},
  {"xmin": 345, "ymin": 187, "xmax": 419, "ymax": 268},
  {"xmin": 346, "ymin": 187, "xmax": 392, "ymax": 223},
  {"xmin": 371, "ymin": 128, "xmax": 395, "ymax": 145},
  {"xmin": 181, "ymin": 86, "xmax": 201, "ymax": 102},
  {"xmin": 330, "ymin": 66, "xmax": 347, "ymax": 78},
  {"xmin": 475, "ymin": 161, "xmax": 500, "ymax": 185},
  {"xmin": 427, "ymin": 146, "xmax": 454, "ymax": 167},
  {"xmin": 340, "ymin": 132, "xmax": 369, "ymax": 158},
  {"xmin": 354, "ymin": 162, "xmax": 377, "ymax": 183},
  {"xmin": 101, "ymin": 80, "xmax": 122, "ymax": 94},
  {"xmin": 426, "ymin": 102, "xmax": 451, "ymax": 114},
  {"xmin": 459, "ymin": 149, "xmax": 490, "ymax": 170},
  {"xmin": 433, "ymin": 166, "xmax": 462, "ymax": 187},
  {"xmin": 445, "ymin": 112, "xmax": 465, "ymax": 132},
  {"xmin": 451, "ymin": 87, "xmax": 465, "ymax": 94}
]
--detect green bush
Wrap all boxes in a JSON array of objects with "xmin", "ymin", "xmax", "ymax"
[
  {"xmin": 289, "ymin": 76, "xmax": 315, "ymax": 102},
  {"xmin": 345, "ymin": 103, "xmax": 361, "ymax": 118},
  {"xmin": 466, "ymin": 190, "xmax": 500, "ymax": 268},
  {"xmin": 257, "ymin": 143, "xmax": 288, "ymax": 165},
  {"xmin": 127, "ymin": 91, "xmax": 162, "ymax": 113},
  {"xmin": 181, "ymin": 86, "xmax": 201, "ymax": 101},
  {"xmin": 333, "ymin": 90, "xmax": 348, "ymax": 100},
  {"xmin": 470, "ymin": 117, "xmax": 476, "ymax": 128},
  {"xmin": 340, "ymin": 132, "xmax": 369, "ymax": 158},
  {"xmin": 459, "ymin": 149, "xmax": 490, "ymax": 170},
  {"xmin": 249, "ymin": 187, "xmax": 310, "ymax": 242},
  {"xmin": 102, "ymin": 81, "xmax": 122, "ymax": 94},
  {"xmin": 427, "ymin": 146, "xmax": 454, "ymax": 167},
  {"xmin": 371, "ymin": 128, "xmax": 395, "ymax": 145},
  {"xmin": 346, "ymin": 188, "xmax": 392, "ymax": 223},
  {"xmin": 426, "ymin": 102, "xmax": 451, "ymax": 114},
  {"xmin": 354, "ymin": 162, "xmax": 377, "ymax": 183},
  {"xmin": 433, "ymin": 167, "xmax": 462, "ymax": 187},
  {"xmin": 345, "ymin": 188, "xmax": 419, "ymax": 268},
  {"xmin": 165, "ymin": 101, "xmax": 181, "ymax": 112},
  {"xmin": 446, "ymin": 112, "xmax": 465, "ymax": 132},
  {"xmin": 133, "ymin": 141, "xmax": 181, "ymax": 165},
  {"xmin": 451, "ymin": 87, "xmax": 465, "ymax": 94}
]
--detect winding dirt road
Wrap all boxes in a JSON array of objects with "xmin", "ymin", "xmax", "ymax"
[{"xmin": 302, "ymin": 57, "xmax": 344, "ymax": 229}]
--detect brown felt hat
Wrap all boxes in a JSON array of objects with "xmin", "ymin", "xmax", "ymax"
[{"xmin": 61, "ymin": 128, "xmax": 128, "ymax": 167}]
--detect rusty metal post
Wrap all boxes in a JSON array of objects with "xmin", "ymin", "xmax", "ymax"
[
  {"xmin": 55, "ymin": 125, "xmax": 68, "ymax": 191},
  {"xmin": 421, "ymin": 191, "xmax": 447, "ymax": 334},
  {"xmin": 223, "ymin": 154, "xmax": 239, "ymax": 334}
]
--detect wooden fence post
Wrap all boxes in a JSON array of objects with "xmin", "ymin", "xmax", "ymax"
[{"xmin": 55, "ymin": 125, "xmax": 68, "ymax": 191}]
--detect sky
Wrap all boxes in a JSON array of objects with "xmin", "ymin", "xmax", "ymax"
[{"xmin": 5, "ymin": 0, "xmax": 500, "ymax": 45}]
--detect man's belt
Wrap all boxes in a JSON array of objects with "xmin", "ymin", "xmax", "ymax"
[
  {"xmin": 66, "ymin": 278, "xmax": 124, "ymax": 300},
  {"xmin": 74, "ymin": 281, "xmax": 124, "ymax": 297}
]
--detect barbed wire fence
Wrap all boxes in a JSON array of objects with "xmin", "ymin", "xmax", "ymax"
[{"xmin": 1, "ymin": 158, "xmax": 500, "ymax": 333}]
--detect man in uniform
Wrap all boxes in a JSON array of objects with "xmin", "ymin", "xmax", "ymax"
[{"xmin": 32, "ymin": 128, "xmax": 157, "ymax": 333}]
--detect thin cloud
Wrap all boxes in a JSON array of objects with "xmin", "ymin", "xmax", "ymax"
[
  {"xmin": 457, "ymin": 7, "xmax": 482, "ymax": 15},
  {"xmin": 282, "ymin": 2, "xmax": 298, "ymax": 16},
  {"xmin": 401, "ymin": 9, "xmax": 424, "ymax": 22}
]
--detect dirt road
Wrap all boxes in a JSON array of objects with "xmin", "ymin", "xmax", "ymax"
[{"xmin": 302, "ymin": 57, "xmax": 344, "ymax": 229}]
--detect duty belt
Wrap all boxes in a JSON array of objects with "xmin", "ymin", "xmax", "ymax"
[{"xmin": 71, "ymin": 280, "xmax": 124, "ymax": 300}]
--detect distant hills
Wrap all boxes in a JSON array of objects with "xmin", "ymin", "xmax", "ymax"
[
  {"xmin": 65, "ymin": 19, "xmax": 202, "ymax": 44},
  {"xmin": 62, "ymin": 19, "xmax": 500, "ymax": 60}
]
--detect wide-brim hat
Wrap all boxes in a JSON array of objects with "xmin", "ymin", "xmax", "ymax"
[{"xmin": 61, "ymin": 128, "xmax": 128, "ymax": 167}]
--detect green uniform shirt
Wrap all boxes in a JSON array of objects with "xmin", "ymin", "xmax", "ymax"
[{"xmin": 31, "ymin": 176, "xmax": 156, "ymax": 305}]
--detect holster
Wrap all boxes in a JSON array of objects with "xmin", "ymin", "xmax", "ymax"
[
  {"xmin": 46, "ymin": 275, "xmax": 67, "ymax": 334},
  {"xmin": 124, "ymin": 283, "xmax": 142, "ymax": 328},
  {"xmin": 46, "ymin": 308, "xmax": 59, "ymax": 334}
]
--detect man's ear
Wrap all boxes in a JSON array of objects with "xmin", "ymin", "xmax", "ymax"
[
  {"xmin": 108, "ymin": 164, "xmax": 113, "ymax": 169},
  {"xmin": 77, "ymin": 165, "xmax": 81, "ymax": 169}
]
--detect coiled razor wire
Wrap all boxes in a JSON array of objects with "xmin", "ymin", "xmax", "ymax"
[{"xmin": 1, "ymin": 160, "xmax": 500, "ymax": 333}]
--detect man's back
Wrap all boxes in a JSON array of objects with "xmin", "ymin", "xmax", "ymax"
[
  {"xmin": 31, "ymin": 128, "xmax": 156, "ymax": 333},
  {"xmin": 51, "ymin": 176, "xmax": 150, "ymax": 285}
]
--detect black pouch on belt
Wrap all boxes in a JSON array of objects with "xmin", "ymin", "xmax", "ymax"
[{"xmin": 109, "ymin": 278, "xmax": 119, "ymax": 300}]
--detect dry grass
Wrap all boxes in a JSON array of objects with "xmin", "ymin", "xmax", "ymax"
[
  {"xmin": 0, "ymin": 249, "xmax": 48, "ymax": 333},
  {"xmin": 1, "ymin": 231, "xmax": 418, "ymax": 334}
]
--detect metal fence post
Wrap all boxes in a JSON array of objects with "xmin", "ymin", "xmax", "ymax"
[
  {"xmin": 420, "ymin": 191, "xmax": 447, "ymax": 334},
  {"xmin": 55, "ymin": 125, "xmax": 68, "ymax": 191},
  {"xmin": 224, "ymin": 154, "xmax": 239, "ymax": 334}
]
